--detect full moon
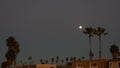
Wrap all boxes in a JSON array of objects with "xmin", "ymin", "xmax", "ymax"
[{"xmin": 79, "ymin": 25, "xmax": 83, "ymax": 29}]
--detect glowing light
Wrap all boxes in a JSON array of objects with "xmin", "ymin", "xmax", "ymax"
[{"xmin": 79, "ymin": 25, "xmax": 83, "ymax": 29}]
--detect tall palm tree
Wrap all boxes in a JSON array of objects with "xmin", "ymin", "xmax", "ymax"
[
  {"xmin": 20, "ymin": 60, "xmax": 24, "ymax": 65},
  {"xmin": 40, "ymin": 59, "xmax": 43, "ymax": 64},
  {"xmin": 5, "ymin": 49, "xmax": 15, "ymax": 65},
  {"xmin": 56, "ymin": 56, "xmax": 59, "ymax": 64},
  {"xmin": 65, "ymin": 57, "xmax": 69, "ymax": 64},
  {"xmin": 4, "ymin": 36, "xmax": 20, "ymax": 68},
  {"xmin": 73, "ymin": 56, "xmax": 76, "ymax": 61},
  {"xmin": 28, "ymin": 56, "xmax": 32, "ymax": 65},
  {"xmin": 94, "ymin": 27, "xmax": 108, "ymax": 59},
  {"xmin": 61, "ymin": 59, "xmax": 64, "ymax": 65},
  {"xmin": 78, "ymin": 58, "xmax": 81, "ymax": 61},
  {"xmin": 51, "ymin": 57, "xmax": 54, "ymax": 64},
  {"xmin": 110, "ymin": 44, "xmax": 119, "ymax": 60},
  {"xmin": 83, "ymin": 27, "xmax": 94, "ymax": 60},
  {"xmin": 70, "ymin": 57, "xmax": 73, "ymax": 62},
  {"xmin": 45, "ymin": 60, "xmax": 48, "ymax": 64}
]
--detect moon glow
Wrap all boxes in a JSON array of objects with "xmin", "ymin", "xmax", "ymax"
[{"xmin": 79, "ymin": 25, "xmax": 83, "ymax": 29}]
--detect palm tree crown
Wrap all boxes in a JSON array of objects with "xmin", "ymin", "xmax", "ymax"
[
  {"xmin": 83, "ymin": 27, "xmax": 95, "ymax": 37},
  {"xmin": 110, "ymin": 44, "xmax": 119, "ymax": 60}
]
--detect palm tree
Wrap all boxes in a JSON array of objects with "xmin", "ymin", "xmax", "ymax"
[
  {"xmin": 6, "ymin": 36, "xmax": 20, "ymax": 67},
  {"xmin": 20, "ymin": 60, "xmax": 24, "ymax": 65},
  {"xmin": 94, "ymin": 27, "xmax": 108, "ymax": 59},
  {"xmin": 70, "ymin": 57, "xmax": 73, "ymax": 62},
  {"xmin": 81, "ymin": 56, "xmax": 85, "ymax": 60},
  {"xmin": 5, "ymin": 49, "xmax": 15, "ymax": 65},
  {"xmin": 110, "ymin": 44, "xmax": 119, "ymax": 60},
  {"xmin": 73, "ymin": 56, "xmax": 76, "ymax": 61},
  {"xmin": 65, "ymin": 57, "xmax": 69, "ymax": 64},
  {"xmin": 45, "ymin": 60, "xmax": 48, "ymax": 64},
  {"xmin": 51, "ymin": 57, "xmax": 54, "ymax": 64},
  {"xmin": 56, "ymin": 56, "xmax": 59, "ymax": 64},
  {"xmin": 78, "ymin": 58, "xmax": 81, "ymax": 61},
  {"xmin": 28, "ymin": 56, "xmax": 32, "ymax": 65},
  {"xmin": 40, "ymin": 59, "xmax": 43, "ymax": 64},
  {"xmin": 24, "ymin": 62, "xmax": 27, "ymax": 65},
  {"xmin": 83, "ymin": 27, "xmax": 94, "ymax": 60},
  {"xmin": 61, "ymin": 59, "xmax": 64, "ymax": 65},
  {"xmin": 1, "ymin": 61, "xmax": 9, "ymax": 68}
]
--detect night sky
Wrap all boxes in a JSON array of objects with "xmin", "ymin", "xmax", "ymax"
[{"xmin": 0, "ymin": 0, "xmax": 120, "ymax": 65}]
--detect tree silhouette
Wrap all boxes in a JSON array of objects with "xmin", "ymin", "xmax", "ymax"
[
  {"xmin": 56, "ymin": 56, "xmax": 59, "ymax": 64},
  {"xmin": 73, "ymin": 56, "xmax": 76, "ymax": 61},
  {"xmin": 81, "ymin": 56, "xmax": 85, "ymax": 60},
  {"xmin": 110, "ymin": 44, "xmax": 119, "ymax": 60},
  {"xmin": 83, "ymin": 27, "xmax": 94, "ymax": 60},
  {"xmin": 51, "ymin": 57, "xmax": 54, "ymax": 64},
  {"xmin": 94, "ymin": 27, "xmax": 108, "ymax": 59},
  {"xmin": 1, "ymin": 36, "xmax": 20, "ymax": 68},
  {"xmin": 78, "ymin": 58, "xmax": 81, "ymax": 61},
  {"xmin": 70, "ymin": 57, "xmax": 73, "ymax": 62},
  {"xmin": 61, "ymin": 59, "xmax": 64, "ymax": 65},
  {"xmin": 28, "ymin": 56, "xmax": 32, "ymax": 65},
  {"xmin": 45, "ymin": 60, "xmax": 48, "ymax": 64},
  {"xmin": 1, "ymin": 61, "xmax": 9, "ymax": 68},
  {"xmin": 5, "ymin": 49, "xmax": 15, "ymax": 66},
  {"xmin": 6, "ymin": 36, "xmax": 20, "ymax": 66},
  {"xmin": 65, "ymin": 57, "xmax": 69, "ymax": 64},
  {"xmin": 40, "ymin": 59, "xmax": 43, "ymax": 64},
  {"xmin": 20, "ymin": 60, "xmax": 24, "ymax": 65}
]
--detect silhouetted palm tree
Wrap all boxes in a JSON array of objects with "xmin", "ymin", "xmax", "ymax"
[
  {"xmin": 5, "ymin": 36, "xmax": 20, "ymax": 68},
  {"xmin": 24, "ymin": 62, "xmax": 27, "ymax": 65},
  {"xmin": 5, "ymin": 49, "xmax": 15, "ymax": 66},
  {"xmin": 56, "ymin": 56, "xmax": 59, "ymax": 64},
  {"xmin": 73, "ymin": 56, "xmax": 76, "ymax": 61},
  {"xmin": 83, "ymin": 27, "xmax": 94, "ymax": 60},
  {"xmin": 1, "ymin": 61, "xmax": 9, "ymax": 68},
  {"xmin": 40, "ymin": 59, "xmax": 43, "ymax": 64},
  {"xmin": 61, "ymin": 59, "xmax": 64, "ymax": 65},
  {"xmin": 81, "ymin": 56, "xmax": 85, "ymax": 60},
  {"xmin": 110, "ymin": 44, "xmax": 119, "ymax": 60},
  {"xmin": 70, "ymin": 57, "xmax": 73, "ymax": 62},
  {"xmin": 94, "ymin": 27, "xmax": 108, "ymax": 59},
  {"xmin": 51, "ymin": 57, "xmax": 54, "ymax": 64},
  {"xmin": 45, "ymin": 60, "xmax": 48, "ymax": 64},
  {"xmin": 28, "ymin": 56, "xmax": 32, "ymax": 65},
  {"xmin": 78, "ymin": 58, "xmax": 81, "ymax": 61},
  {"xmin": 65, "ymin": 57, "xmax": 69, "ymax": 63},
  {"xmin": 20, "ymin": 60, "xmax": 24, "ymax": 65}
]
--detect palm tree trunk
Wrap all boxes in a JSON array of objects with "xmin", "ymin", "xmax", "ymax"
[
  {"xmin": 89, "ymin": 36, "xmax": 93, "ymax": 60},
  {"xmin": 14, "ymin": 60, "xmax": 16, "ymax": 68},
  {"xmin": 113, "ymin": 53, "xmax": 118, "ymax": 60},
  {"xmin": 99, "ymin": 36, "xmax": 101, "ymax": 60}
]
